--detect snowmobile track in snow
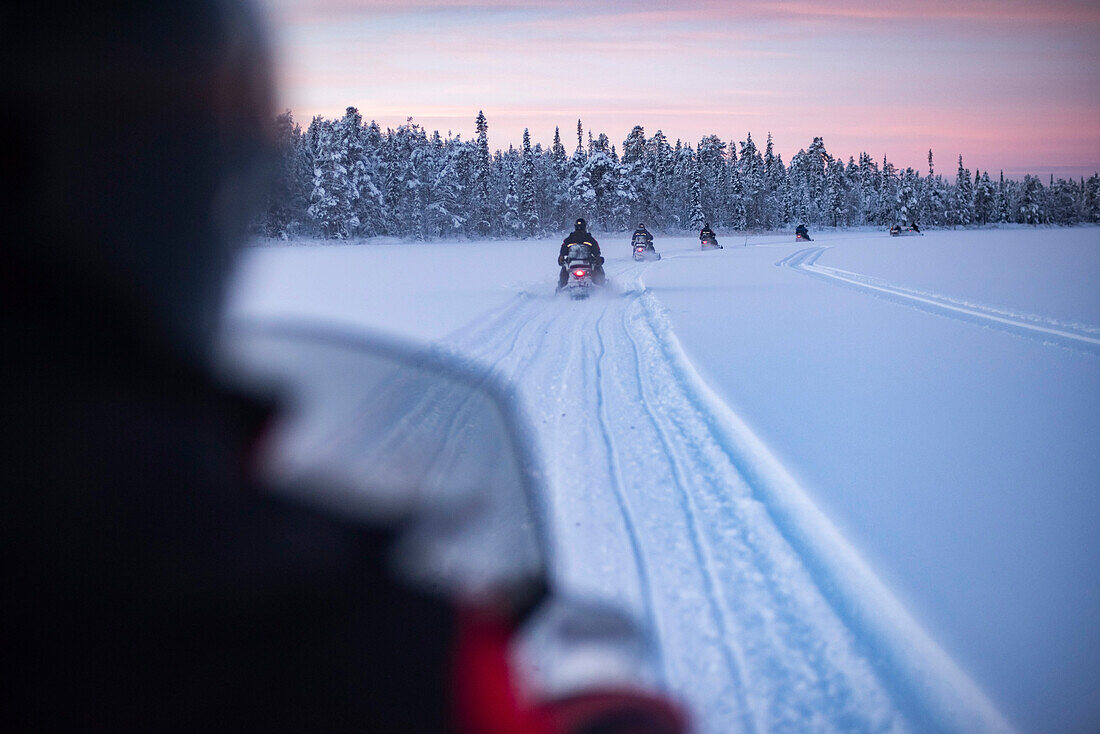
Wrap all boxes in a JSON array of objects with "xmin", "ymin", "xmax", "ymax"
[
  {"xmin": 439, "ymin": 259, "xmax": 1014, "ymax": 734},
  {"xmin": 780, "ymin": 246, "xmax": 1100, "ymax": 356},
  {"xmin": 595, "ymin": 292, "xmax": 756, "ymax": 731}
]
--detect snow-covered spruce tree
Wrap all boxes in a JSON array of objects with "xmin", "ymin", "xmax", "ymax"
[
  {"xmin": 488, "ymin": 146, "xmax": 514, "ymax": 235},
  {"xmin": 688, "ymin": 156, "xmax": 705, "ymax": 230},
  {"xmin": 995, "ymin": 171, "xmax": 1010, "ymax": 223},
  {"xmin": 448, "ymin": 135, "xmax": 476, "ymax": 228},
  {"xmin": 787, "ymin": 149, "xmax": 811, "ymax": 224},
  {"xmin": 468, "ymin": 110, "xmax": 492, "ymax": 236},
  {"xmin": 503, "ymin": 164, "xmax": 521, "ymax": 236},
  {"xmin": 895, "ymin": 167, "xmax": 919, "ymax": 226},
  {"xmin": 305, "ymin": 115, "xmax": 325, "ymax": 161},
  {"xmin": 424, "ymin": 140, "xmax": 466, "ymax": 238},
  {"xmin": 565, "ymin": 119, "xmax": 590, "ymax": 220},
  {"xmin": 609, "ymin": 145, "xmax": 636, "ymax": 232},
  {"xmin": 922, "ymin": 174, "xmax": 948, "ymax": 226},
  {"xmin": 856, "ymin": 152, "xmax": 880, "ymax": 225},
  {"xmin": 973, "ymin": 170, "xmax": 995, "ymax": 225},
  {"xmin": 519, "ymin": 129, "xmax": 539, "ymax": 237},
  {"xmin": 308, "ymin": 119, "xmax": 358, "ymax": 239},
  {"xmin": 1018, "ymin": 174, "xmax": 1044, "ymax": 224},
  {"xmin": 413, "ymin": 126, "xmax": 452, "ymax": 241},
  {"xmin": 336, "ymin": 107, "xmax": 385, "ymax": 238},
  {"xmin": 806, "ymin": 137, "xmax": 830, "ymax": 224},
  {"xmin": 949, "ymin": 155, "xmax": 974, "ymax": 227},
  {"xmin": 570, "ymin": 133, "xmax": 620, "ymax": 229},
  {"xmin": 355, "ymin": 120, "xmax": 387, "ymax": 235},
  {"xmin": 777, "ymin": 154, "xmax": 799, "ymax": 227},
  {"xmin": 379, "ymin": 120, "xmax": 423, "ymax": 237},
  {"xmin": 842, "ymin": 157, "xmax": 863, "ymax": 225},
  {"xmin": 670, "ymin": 140, "xmax": 695, "ymax": 228},
  {"xmin": 621, "ymin": 125, "xmax": 652, "ymax": 226},
  {"xmin": 728, "ymin": 162, "xmax": 746, "ymax": 230},
  {"xmin": 648, "ymin": 130, "xmax": 675, "ymax": 228},
  {"xmin": 697, "ymin": 135, "xmax": 728, "ymax": 226},
  {"xmin": 740, "ymin": 133, "xmax": 765, "ymax": 229},
  {"xmin": 827, "ymin": 158, "xmax": 851, "ymax": 227},
  {"xmin": 545, "ymin": 126, "xmax": 570, "ymax": 231},
  {"xmin": 878, "ymin": 156, "xmax": 898, "ymax": 226},
  {"xmin": 762, "ymin": 133, "xmax": 782, "ymax": 229},
  {"xmin": 1045, "ymin": 176, "xmax": 1079, "ymax": 224}
]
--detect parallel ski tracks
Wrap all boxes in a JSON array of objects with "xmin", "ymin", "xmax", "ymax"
[
  {"xmin": 590, "ymin": 303, "xmax": 668, "ymax": 687},
  {"xmin": 780, "ymin": 246, "xmax": 1100, "ymax": 355},
  {"xmin": 444, "ymin": 289, "xmax": 668, "ymax": 675},
  {"xmin": 608, "ymin": 287, "xmax": 758, "ymax": 734}
]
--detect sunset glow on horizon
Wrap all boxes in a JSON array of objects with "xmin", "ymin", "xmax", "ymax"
[{"xmin": 258, "ymin": 0, "xmax": 1100, "ymax": 179}]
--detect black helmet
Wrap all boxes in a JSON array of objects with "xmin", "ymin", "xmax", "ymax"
[
  {"xmin": 638, "ymin": 223, "xmax": 646, "ymax": 229},
  {"xmin": 575, "ymin": 218, "xmax": 587, "ymax": 231},
  {"xmin": 704, "ymin": 222, "xmax": 710, "ymax": 229},
  {"xmin": 6, "ymin": 0, "xmax": 275, "ymax": 366}
]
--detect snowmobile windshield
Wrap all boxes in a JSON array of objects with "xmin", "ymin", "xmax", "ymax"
[{"xmin": 216, "ymin": 320, "xmax": 547, "ymax": 603}]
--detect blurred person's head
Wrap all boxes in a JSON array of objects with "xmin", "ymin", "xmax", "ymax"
[{"xmin": 3, "ymin": 0, "xmax": 275, "ymax": 365}]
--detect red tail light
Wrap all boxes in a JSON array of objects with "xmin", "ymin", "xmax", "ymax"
[{"xmin": 573, "ymin": 269, "xmax": 587, "ymax": 278}]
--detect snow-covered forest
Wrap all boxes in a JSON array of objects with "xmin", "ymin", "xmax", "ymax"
[{"xmin": 258, "ymin": 108, "xmax": 1100, "ymax": 240}]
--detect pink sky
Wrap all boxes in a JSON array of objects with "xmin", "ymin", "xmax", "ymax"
[{"xmin": 257, "ymin": 0, "xmax": 1100, "ymax": 178}]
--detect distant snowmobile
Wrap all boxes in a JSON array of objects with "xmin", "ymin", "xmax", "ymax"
[
  {"xmin": 699, "ymin": 235, "xmax": 722, "ymax": 250},
  {"xmin": 631, "ymin": 232, "xmax": 661, "ymax": 261},
  {"xmin": 795, "ymin": 224, "xmax": 813, "ymax": 241},
  {"xmin": 890, "ymin": 224, "xmax": 923, "ymax": 237},
  {"xmin": 559, "ymin": 243, "xmax": 604, "ymax": 299}
]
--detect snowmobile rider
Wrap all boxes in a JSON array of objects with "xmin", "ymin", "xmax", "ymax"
[
  {"xmin": 910, "ymin": 221, "xmax": 921, "ymax": 233},
  {"xmin": 699, "ymin": 223, "xmax": 721, "ymax": 248},
  {"xmin": 632, "ymin": 222, "xmax": 656, "ymax": 251},
  {"xmin": 558, "ymin": 218, "xmax": 606, "ymax": 288},
  {"xmin": 795, "ymin": 224, "xmax": 812, "ymax": 241},
  {"xmin": 3, "ymin": 3, "xmax": 687, "ymax": 733}
]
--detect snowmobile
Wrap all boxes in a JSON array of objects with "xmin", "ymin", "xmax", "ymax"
[
  {"xmin": 631, "ymin": 233, "xmax": 661, "ymax": 262},
  {"xmin": 223, "ymin": 322, "xmax": 688, "ymax": 734},
  {"xmin": 795, "ymin": 226, "xmax": 813, "ymax": 242},
  {"xmin": 700, "ymin": 235, "xmax": 722, "ymax": 251},
  {"xmin": 890, "ymin": 224, "xmax": 923, "ymax": 237},
  {"xmin": 561, "ymin": 243, "xmax": 604, "ymax": 299}
]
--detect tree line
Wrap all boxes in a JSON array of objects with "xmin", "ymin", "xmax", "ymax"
[{"xmin": 257, "ymin": 107, "xmax": 1100, "ymax": 240}]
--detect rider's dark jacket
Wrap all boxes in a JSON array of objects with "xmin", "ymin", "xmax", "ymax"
[
  {"xmin": 559, "ymin": 230, "xmax": 602, "ymax": 265},
  {"xmin": 699, "ymin": 227, "xmax": 717, "ymax": 241},
  {"xmin": 632, "ymin": 228, "xmax": 654, "ymax": 248}
]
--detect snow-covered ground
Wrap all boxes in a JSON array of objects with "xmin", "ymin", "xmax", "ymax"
[{"xmin": 227, "ymin": 227, "xmax": 1099, "ymax": 734}]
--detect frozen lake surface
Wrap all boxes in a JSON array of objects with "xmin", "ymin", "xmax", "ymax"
[{"xmin": 229, "ymin": 227, "xmax": 1099, "ymax": 733}]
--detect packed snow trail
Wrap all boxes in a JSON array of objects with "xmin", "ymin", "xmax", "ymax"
[
  {"xmin": 438, "ymin": 257, "xmax": 1013, "ymax": 734},
  {"xmin": 778, "ymin": 246, "xmax": 1100, "ymax": 355}
]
